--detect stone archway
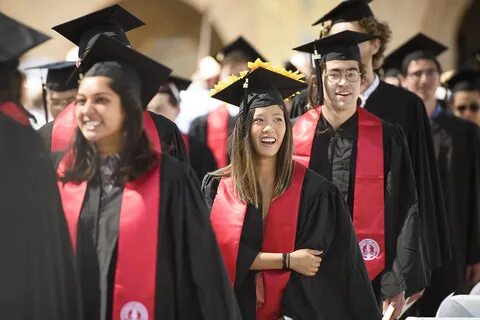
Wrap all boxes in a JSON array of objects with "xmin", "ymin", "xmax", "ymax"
[{"xmin": 456, "ymin": 0, "xmax": 480, "ymax": 69}]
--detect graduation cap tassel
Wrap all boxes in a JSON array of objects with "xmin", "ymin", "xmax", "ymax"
[
  {"xmin": 41, "ymin": 81, "xmax": 49, "ymax": 124},
  {"xmin": 241, "ymin": 77, "xmax": 249, "ymax": 137},
  {"xmin": 313, "ymin": 49, "xmax": 323, "ymax": 106}
]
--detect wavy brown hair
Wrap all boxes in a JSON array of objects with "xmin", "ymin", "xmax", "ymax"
[
  {"xmin": 213, "ymin": 104, "xmax": 293, "ymax": 207},
  {"xmin": 320, "ymin": 17, "xmax": 392, "ymax": 70}
]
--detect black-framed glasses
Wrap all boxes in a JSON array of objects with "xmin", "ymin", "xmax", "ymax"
[
  {"xmin": 323, "ymin": 69, "xmax": 361, "ymax": 84},
  {"xmin": 455, "ymin": 103, "xmax": 479, "ymax": 113}
]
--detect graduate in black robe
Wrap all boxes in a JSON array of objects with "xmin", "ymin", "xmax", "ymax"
[
  {"xmin": 397, "ymin": 35, "xmax": 480, "ymax": 315},
  {"xmin": 37, "ymin": 4, "xmax": 187, "ymax": 161},
  {"xmin": 53, "ymin": 37, "xmax": 241, "ymax": 320},
  {"xmin": 205, "ymin": 60, "xmax": 380, "ymax": 320},
  {"xmin": 291, "ymin": 2, "xmax": 451, "ymax": 282},
  {"xmin": 0, "ymin": 12, "xmax": 82, "ymax": 319},
  {"xmin": 148, "ymin": 76, "xmax": 217, "ymax": 180},
  {"xmin": 292, "ymin": 31, "xmax": 426, "ymax": 319}
]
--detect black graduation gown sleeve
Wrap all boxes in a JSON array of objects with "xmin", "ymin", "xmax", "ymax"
[
  {"xmin": 37, "ymin": 112, "xmax": 188, "ymax": 161},
  {"xmin": 187, "ymin": 135, "xmax": 218, "ymax": 181},
  {"xmin": 188, "ymin": 114, "xmax": 209, "ymax": 144},
  {"xmin": 282, "ymin": 170, "xmax": 381, "ymax": 320},
  {"xmin": 366, "ymin": 81, "xmax": 451, "ymax": 272},
  {"xmin": 202, "ymin": 170, "xmax": 381, "ymax": 320},
  {"xmin": 0, "ymin": 115, "xmax": 82, "ymax": 319}
]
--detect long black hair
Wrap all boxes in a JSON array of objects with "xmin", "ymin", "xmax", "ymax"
[{"xmin": 62, "ymin": 62, "xmax": 156, "ymax": 184}]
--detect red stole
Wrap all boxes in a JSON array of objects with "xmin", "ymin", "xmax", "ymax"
[
  {"xmin": 0, "ymin": 102, "xmax": 30, "ymax": 126},
  {"xmin": 57, "ymin": 147, "xmax": 161, "ymax": 319},
  {"xmin": 52, "ymin": 104, "xmax": 161, "ymax": 153},
  {"xmin": 210, "ymin": 161, "xmax": 307, "ymax": 320},
  {"xmin": 181, "ymin": 132, "xmax": 190, "ymax": 157},
  {"xmin": 293, "ymin": 107, "xmax": 385, "ymax": 280},
  {"xmin": 206, "ymin": 105, "xmax": 229, "ymax": 167}
]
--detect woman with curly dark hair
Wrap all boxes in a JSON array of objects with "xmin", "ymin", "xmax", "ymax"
[{"xmin": 54, "ymin": 35, "xmax": 241, "ymax": 320}]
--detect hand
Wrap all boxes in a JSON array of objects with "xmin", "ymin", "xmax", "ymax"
[
  {"xmin": 405, "ymin": 289, "xmax": 425, "ymax": 305},
  {"xmin": 382, "ymin": 291, "xmax": 405, "ymax": 320},
  {"xmin": 289, "ymin": 249, "xmax": 323, "ymax": 276},
  {"xmin": 466, "ymin": 263, "xmax": 480, "ymax": 287}
]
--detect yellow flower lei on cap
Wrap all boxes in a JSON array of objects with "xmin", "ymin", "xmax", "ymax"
[{"xmin": 210, "ymin": 59, "xmax": 305, "ymax": 96}]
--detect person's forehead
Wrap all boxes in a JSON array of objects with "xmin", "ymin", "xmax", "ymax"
[
  {"xmin": 330, "ymin": 21, "xmax": 364, "ymax": 34},
  {"xmin": 453, "ymin": 90, "xmax": 480, "ymax": 99},
  {"xmin": 325, "ymin": 59, "xmax": 359, "ymax": 68},
  {"xmin": 49, "ymin": 88, "xmax": 77, "ymax": 98},
  {"xmin": 407, "ymin": 59, "xmax": 437, "ymax": 70}
]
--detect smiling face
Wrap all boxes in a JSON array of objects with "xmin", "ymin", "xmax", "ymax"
[
  {"xmin": 75, "ymin": 76, "xmax": 125, "ymax": 154},
  {"xmin": 249, "ymin": 105, "xmax": 286, "ymax": 161},
  {"xmin": 322, "ymin": 59, "xmax": 362, "ymax": 111}
]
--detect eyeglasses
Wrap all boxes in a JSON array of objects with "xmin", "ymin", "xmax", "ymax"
[
  {"xmin": 455, "ymin": 103, "xmax": 479, "ymax": 113},
  {"xmin": 407, "ymin": 68, "xmax": 439, "ymax": 79},
  {"xmin": 323, "ymin": 69, "xmax": 361, "ymax": 84}
]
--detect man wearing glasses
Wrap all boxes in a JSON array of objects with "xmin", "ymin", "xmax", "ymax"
[{"xmin": 398, "ymin": 33, "xmax": 480, "ymax": 317}]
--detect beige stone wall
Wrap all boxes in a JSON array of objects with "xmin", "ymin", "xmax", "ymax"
[{"xmin": 3, "ymin": 0, "xmax": 473, "ymax": 75}]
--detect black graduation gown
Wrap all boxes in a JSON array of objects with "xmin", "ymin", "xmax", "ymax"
[
  {"xmin": 188, "ymin": 111, "xmax": 236, "ymax": 162},
  {"xmin": 39, "ymin": 111, "xmax": 188, "ymax": 161},
  {"xmin": 304, "ymin": 112, "xmax": 426, "ymax": 300},
  {"xmin": 185, "ymin": 134, "xmax": 218, "ymax": 181},
  {"xmin": 290, "ymin": 81, "xmax": 451, "ymax": 276},
  {"xmin": 0, "ymin": 114, "xmax": 82, "ymax": 319},
  {"xmin": 417, "ymin": 110, "xmax": 480, "ymax": 316},
  {"xmin": 203, "ymin": 169, "xmax": 382, "ymax": 320},
  {"xmin": 53, "ymin": 153, "xmax": 241, "ymax": 320}
]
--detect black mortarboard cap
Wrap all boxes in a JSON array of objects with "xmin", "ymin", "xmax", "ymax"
[
  {"xmin": 211, "ymin": 66, "xmax": 306, "ymax": 111},
  {"xmin": 312, "ymin": 0, "xmax": 374, "ymax": 26},
  {"xmin": 444, "ymin": 69, "xmax": 480, "ymax": 93},
  {"xmin": 293, "ymin": 30, "xmax": 376, "ymax": 63},
  {"xmin": 168, "ymin": 76, "xmax": 191, "ymax": 92},
  {"xmin": 26, "ymin": 61, "xmax": 78, "ymax": 91},
  {"xmin": 52, "ymin": 5, "xmax": 144, "ymax": 58},
  {"xmin": 80, "ymin": 35, "xmax": 172, "ymax": 107},
  {"xmin": 385, "ymin": 33, "xmax": 447, "ymax": 75},
  {"xmin": 216, "ymin": 36, "xmax": 267, "ymax": 63},
  {"xmin": 0, "ymin": 12, "xmax": 50, "ymax": 65},
  {"xmin": 159, "ymin": 75, "xmax": 192, "ymax": 104}
]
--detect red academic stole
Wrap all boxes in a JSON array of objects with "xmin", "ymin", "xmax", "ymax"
[
  {"xmin": 293, "ymin": 107, "xmax": 385, "ymax": 280},
  {"xmin": 181, "ymin": 132, "xmax": 190, "ymax": 157},
  {"xmin": 57, "ymin": 130, "xmax": 161, "ymax": 320},
  {"xmin": 210, "ymin": 161, "xmax": 307, "ymax": 320},
  {"xmin": 206, "ymin": 105, "xmax": 229, "ymax": 167},
  {"xmin": 0, "ymin": 102, "xmax": 30, "ymax": 126},
  {"xmin": 52, "ymin": 104, "xmax": 161, "ymax": 153}
]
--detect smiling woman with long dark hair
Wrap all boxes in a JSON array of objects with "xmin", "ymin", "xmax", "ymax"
[
  {"xmin": 53, "ymin": 36, "xmax": 241, "ymax": 320},
  {"xmin": 202, "ymin": 60, "xmax": 380, "ymax": 320}
]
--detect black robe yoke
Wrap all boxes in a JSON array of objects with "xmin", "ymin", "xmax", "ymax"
[
  {"xmin": 203, "ymin": 169, "xmax": 381, "ymax": 320},
  {"xmin": 0, "ymin": 114, "xmax": 82, "ymax": 319},
  {"xmin": 54, "ymin": 153, "xmax": 241, "ymax": 320},
  {"xmin": 417, "ymin": 111, "xmax": 480, "ymax": 316},
  {"xmin": 39, "ymin": 111, "xmax": 187, "ymax": 161},
  {"xmin": 188, "ymin": 112, "xmax": 236, "ymax": 162},
  {"xmin": 185, "ymin": 134, "xmax": 218, "ymax": 181},
  {"xmin": 304, "ymin": 112, "xmax": 426, "ymax": 299}
]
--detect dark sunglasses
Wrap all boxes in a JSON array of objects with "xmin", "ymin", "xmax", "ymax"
[{"xmin": 455, "ymin": 103, "xmax": 480, "ymax": 113}]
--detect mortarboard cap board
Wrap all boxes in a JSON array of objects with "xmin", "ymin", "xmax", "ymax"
[
  {"xmin": 80, "ymin": 34, "xmax": 172, "ymax": 107},
  {"xmin": 385, "ymin": 33, "xmax": 447, "ymax": 75},
  {"xmin": 216, "ymin": 36, "xmax": 267, "ymax": 63},
  {"xmin": 312, "ymin": 0, "xmax": 374, "ymax": 26},
  {"xmin": 210, "ymin": 60, "xmax": 306, "ymax": 112},
  {"xmin": 26, "ymin": 61, "xmax": 78, "ymax": 91},
  {"xmin": 444, "ymin": 69, "xmax": 480, "ymax": 93},
  {"xmin": 0, "ymin": 12, "xmax": 50, "ymax": 65},
  {"xmin": 293, "ymin": 30, "xmax": 376, "ymax": 63},
  {"xmin": 52, "ymin": 4, "xmax": 144, "ymax": 58}
]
